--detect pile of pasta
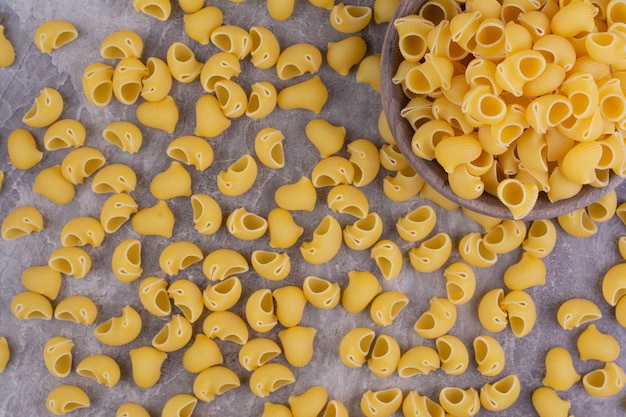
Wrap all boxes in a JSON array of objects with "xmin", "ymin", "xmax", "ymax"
[
  {"xmin": 2, "ymin": 1, "xmax": 626, "ymax": 417},
  {"xmin": 393, "ymin": 0, "xmax": 626, "ymax": 219}
]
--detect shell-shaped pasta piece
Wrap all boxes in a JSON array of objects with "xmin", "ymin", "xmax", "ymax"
[
  {"xmin": 152, "ymin": 314, "xmax": 193, "ymax": 352},
  {"xmin": 246, "ymin": 81, "xmax": 277, "ymax": 119},
  {"xmin": 434, "ymin": 136, "xmax": 482, "ymax": 174},
  {"xmin": 482, "ymin": 219, "xmax": 526, "ymax": 254},
  {"xmin": 279, "ymin": 326, "xmax": 317, "ymax": 367},
  {"xmin": 203, "ymin": 311, "xmax": 249, "ymax": 344},
  {"xmin": 112, "ymin": 57, "xmax": 148, "ymax": 105},
  {"xmin": 54, "ymin": 295, "xmax": 98, "ymax": 325},
  {"xmin": 474, "ymin": 335, "xmax": 505, "ymax": 377},
  {"xmin": 268, "ymin": 0, "xmax": 294, "ymax": 20},
  {"xmin": 43, "ymin": 336, "xmax": 74, "ymax": 378},
  {"xmin": 261, "ymin": 403, "xmax": 292, "ymax": 417},
  {"xmin": 273, "ymin": 286, "xmax": 307, "ymax": 327},
  {"xmin": 311, "ymin": 156, "xmax": 354, "ymax": 187},
  {"xmin": 370, "ymin": 291, "xmax": 408, "ymax": 326},
  {"xmin": 227, "ymin": 207, "xmax": 268, "ymax": 240},
  {"xmin": 102, "ymin": 121, "xmax": 143, "ymax": 154},
  {"xmin": 444, "ymin": 262, "xmax": 476, "ymax": 305},
  {"xmin": 277, "ymin": 75, "xmax": 328, "ymax": 114},
  {"xmin": 582, "ymin": 362, "xmax": 626, "ymax": 398},
  {"xmin": 577, "ymin": 324, "xmax": 620, "ymax": 362},
  {"xmin": 503, "ymin": 252, "xmax": 546, "ymax": 291},
  {"xmin": 347, "ymin": 138, "xmax": 380, "ymax": 187},
  {"xmin": 542, "ymin": 346, "xmax": 580, "ymax": 391},
  {"xmin": 116, "ymin": 403, "xmax": 150, "ymax": 417},
  {"xmin": 343, "ymin": 212, "xmax": 383, "ymax": 251},
  {"xmin": 409, "ymin": 232, "xmax": 452, "ymax": 273},
  {"xmin": 300, "ymin": 215, "xmax": 342, "ymax": 264},
  {"xmin": 268, "ymin": 208, "xmax": 304, "ymax": 248},
  {"xmin": 214, "ymin": 79, "xmax": 247, "ymax": 118},
  {"xmin": 370, "ymin": 239, "xmax": 402, "ymax": 280},
  {"xmin": 531, "ymin": 387, "xmax": 570, "ymax": 417},
  {"xmin": 602, "ymin": 262, "xmax": 626, "ymax": 306},
  {"xmin": 500, "ymin": 290, "xmax": 536, "ymax": 338},
  {"xmin": 0, "ymin": 336, "xmax": 8, "ymax": 373},
  {"xmin": 100, "ymin": 193, "xmax": 138, "ymax": 233},
  {"xmin": 303, "ymin": 276, "xmax": 340, "ymax": 309},
  {"xmin": 275, "ymin": 176, "xmax": 317, "ymax": 211},
  {"xmin": 168, "ymin": 279, "xmax": 203, "ymax": 323},
  {"xmin": 439, "ymin": 387, "xmax": 480, "ymax": 417},
  {"xmin": 7, "ymin": 128, "xmax": 43, "ymax": 170},
  {"xmin": 436, "ymin": 335, "xmax": 469, "ymax": 376},
  {"xmin": 396, "ymin": 205, "xmax": 436, "ymax": 243},
  {"xmin": 245, "ymin": 288, "xmax": 278, "ymax": 333},
  {"xmin": 496, "ymin": 179, "xmax": 539, "ymax": 220},
  {"xmin": 327, "ymin": 184, "xmax": 369, "ymax": 218},
  {"xmin": 356, "ymin": 54, "xmax": 381, "ymax": 91},
  {"xmin": 129, "ymin": 346, "xmax": 167, "ymax": 388},
  {"xmin": 289, "ymin": 386, "xmax": 328, "ymax": 417},
  {"xmin": 479, "ymin": 374, "xmax": 520, "ymax": 412},
  {"xmin": 478, "ymin": 288, "xmax": 508, "ymax": 332},
  {"xmin": 183, "ymin": 6, "xmax": 223, "ymax": 45},
  {"xmin": 557, "ymin": 298, "xmax": 602, "ymax": 330},
  {"xmin": 167, "ymin": 136, "xmax": 213, "ymax": 171},
  {"xmin": 251, "ymin": 250, "xmax": 290, "ymax": 281},
  {"xmin": 522, "ymin": 218, "xmax": 557, "ymax": 258},
  {"xmin": 254, "ymin": 128, "xmax": 284, "ymax": 169},
  {"xmin": 327, "ymin": 36, "xmax": 367, "ymax": 76},
  {"xmin": 380, "ymin": 142, "xmax": 410, "ymax": 172},
  {"xmin": 1, "ymin": 206, "xmax": 44, "ymax": 241},
  {"xmin": 250, "ymin": 363, "xmax": 295, "ymax": 398},
  {"xmin": 195, "ymin": 95, "xmax": 231, "ymax": 138},
  {"xmin": 394, "ymin": 15, "xmax": 433, "ymax": 63},
  {"xmin": 339, "ymin": 327, "xmax": 375, "ymax": 368},
  {"xmin": 91, "ymin": 164, "xmax": 137, "ymax": 194},
  {"xmin": 183, "ymin": 334, "xmax": 223, "ymax": 373},
  {"xmin": 100, "ymin": 30, "xmax": 143, "ymax": 59},
  {"xmin": 203, "ymin": 276, "xmax": 242, "ymax": 312},
  {"xmin": 587, "ymin": 190, "xmax": 618, "ymax": 223},
  {"xmin": 367, "ymin": 334, "xmax": 401, "ymax": 377},
  {"xmin": 82, "ymin": 62, "xmax": 114, "ymax": 107},
  {"xmin": 132, "ymin": 200, "xmax": 175, "ymax": 238},
  {"xmin": 401, "ymin": 390, "xmax": 445, "ymax": 417},
  {"xmin": 159, "ymin": 241, "xmax": 203, "ymax": 275},
  {"xmin": 161, "ymin": 394, "xmax": 197, "ymax": 417},
  {"xmin": 342, "ymin": 271, "xmax": 382, "ymax": 314},
  {"xmin": 330, "ymin": 3, "xmax": 372, "ymax": 33},
  {"xmin": 22, "ymin": 87, "xmax": 63, "ymax": 128},
  {"xmin": 48, "ymin": 247, "xmax": 91, "ymax": 279},
  {"xmin": 34, "ymin": 20, "xmax": 77, "ymax": 53},
  {"xmin": 276, "ymin": 43, "xmax": 322, "ymax": 80},
  {"xmin": 139, "ymin": 277, "xmax": 171, "ymax": 317},
  {"xmin": 239, "ymin": 338, "xmax": 281, "ymax": 371},
  {"xmin": 136, "ymin": 95, "xmax": 179, "ymax": 133},
  {"xmin": 398, "ymin": 346, "xmax": 440, "ymax": 377},
  {"xmin": 413, "ymin": 297, "xmax": 456, "ymax": 339},
  {"xmin": 250, "ymin": 26, "xmax": 280, "ymax": 69},
  {"xmin": 141, "ymin": 57, "xmax": 172, "ymax": 102},
  {"xmin": 150, "ymin": 161, "xmax": 192, "ymax": 200},
  {"xmin": 306, "ymin": 119, "xmax": 346, "ymax": 158},
  {"xmin": 76, "ymin": 354, "xmax": 120, "ymax": 387},
  {"xmin": 202, "ymin": 248, "xmax": 248, "ymax": 282},
  {"xmin": 360, "ymin": 388, "xmax": 403, "ymax": 417},
  {"xmin": 560, "ymin": 141, "xmax": 603, "ymax": 186},
  {"xmin": 193, "ymin": 366, "xmax": 240, "ymax": 402},
  {"xmin": 217, "ymin": 154, "xmax": 257, "ymax": 197},
  {"xmin": 189, "ymin": 194, "xmax": 221, "ymax": 235},
  {"xmin": 21, "ymin": 265, "xmax": 61, "ymax": 300},
  {"xmin": 132, "ymin": 0, "xmax": 172, "ymax": 21},
  {"xmin": 34, "ymin": 165, "xmax": 75, "ymax": 204},
  {"xmin": 60, "ymin": 147, "xmax": 106, "ymax": 185},
  {"xmin": 60, "ymin": 216, "xmax": 104, "ymax": 248},
  {"xmin": 210, "ymin": 25, "xmax": 252, "ymax": 59},
  {"xmin": 46, "ymin": 385, "xmax": 90, "ymax": 415},
  {"xmin": 557, "ymin": 208, "xmax": 598, "ymax": 239},
  {"xmin": 94, "ymin": 305, "xmax": 142, "ymax": 346},
  {"xmin": 421, "ymin": 182, "xmax": 460, "ymax": 210},
  {"xmin": 200, "ymin": 52, "xmax": 241, "ymax": 93},
  {"xmin": 0, "ymin": 25, "xmax": 15, "ymax": 67},
  {"xmin": 111, "ymin": 239, "xmax": 142, "ymax": 283}
]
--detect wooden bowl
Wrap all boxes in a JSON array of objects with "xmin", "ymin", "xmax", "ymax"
[{"xmin": 380, "ymin": 0, "xmax": 624, "ymax": 220}]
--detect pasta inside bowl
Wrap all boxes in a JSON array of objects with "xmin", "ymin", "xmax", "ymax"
[{"xmin": 380, "ymin": 0, "xmax": 625, "ymax": 220}]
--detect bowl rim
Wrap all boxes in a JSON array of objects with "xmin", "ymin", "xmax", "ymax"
[{"xmin": 379, "ymin": 0, "xmax": 624, "ymax": 220}]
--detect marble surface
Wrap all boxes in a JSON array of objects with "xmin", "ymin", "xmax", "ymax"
[{"xmin": 0, "ymin": 1, "xmax": 625, "ymax": 416}]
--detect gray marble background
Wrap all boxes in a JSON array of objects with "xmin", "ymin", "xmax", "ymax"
[{"xmin": 0, "ymin": 1, "xmax": 625, "ymax": 416}]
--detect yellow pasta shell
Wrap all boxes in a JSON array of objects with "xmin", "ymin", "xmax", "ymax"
[{"xmin": 7, "ymin": 128, "xmax": 43, "ymax": 170}]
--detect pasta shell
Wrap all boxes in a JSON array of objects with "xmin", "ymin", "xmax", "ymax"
[
  {"xmin": 238, "ymin": 338, "xmax": 281, "ymax": 371},
  {"xmin": 1, "ymin": 206, "xmax": 44, "ymax": 241},
  {"xmin": 302, "ymin": 276, "xmax": 340, "ymax": 309},
  {"xmin": 202, "ymin": 248, "xmax": 248, "ymax": 282},
  {"xmin": 94, "ymin": 305, "xmax": 142, "ymax": 346},
  {"xmin": 168, "ymin": 279, "xmax": 204, "ymax": 323},
  {"xmin": 327, "ymin": 36, "xmax": 367, "ymax": 76},
  {"xmin": 21, "ymin": 265, "xmax": 62, "ymax": 300},
  {"xmin": 275, "ymin": 176, "xmax": 317, "ymax": 211},
  {"xmin": 250, "ymin": 26, "xmax": 280, "ymax": 69},
  {"xmin": 136, "ymin": 96, "xmax": 179, "ymax": 133},
  {"xmin": 183, "ymin": 6, "xmax": 223, "ymax": 45},
  {"xmin": 102, "ymin": 121, "xmax": 143, "ymax": 154},
  {"xmin": 203, "ymin": 311, "xmax": 249, "ymax": 344},
  {"xmin": 582, "ymin": 362, "xmax": 626, "ymax": 398},
  {"xmin": 132, "ymin": 200, "xmax": 175, "ymax": 238},
  {"xmin": 0, "ymin": 337, "xmax": 9, "ymax": 373},
  {"xmin": 397, "ymin": 346, "xmax": 440, "ymax": 377},
  {"xmin": 11, "ymin": 291, "xmax": 53, "ymax": 320},
  {"xmin": 100, "ymin": 193, "xmax": 138, "ymax": 234},
  {"xmin": 436, "ymin": 334, "xmax": 469, "ymax": 376},
  {"xmin": 370, "ymin": 239, "xmax": 402, "ymax": 280},
  {"xmin": 542, "ymin": 347, "xmax": 581, "ymax": 391},
  {"xmin": 342, "ymin": 271, "xmax": 382, "ymax": 314},
  {"xmin": 43, "ymin": 336, "xmax": 74, "ymax": 378},
  {"xmin": 339, "ymin": 327, "xmax": 375, "ymax": 368},
  {"xmin": 556, "ymin": 298, "xmax": 601, "ymax": 330},
  {"xmin": 0, "ymin": 25, "xmax": 15, "ymax": 67},
  {"xmin": 34, "ymin": 20, "xmax": 77, "ymax": 53},
  {"xmin": 203, "ymin": 276, "xmax": 242, "ymax": 312},
  {"xmin": 190, "ymin": 194, "xmax": 222, "ymax": 235},
  {"xmin": 100, "ymin": 30, "xmax": 143, "ymax": 59},
  {"xmin": 245, "ymin": 288, "xmax": 278, "ymax": 333},
  {"xmin": 129, "ymin": 346, "xmax": 167, "ymax": 388},
  {"xmin": 254, "ymin": 128, "xmax": 284, "ymax": 169},
  {"xmin": 474, "ymin": 335, "xmax": 505, "ymax": 377},
  {"xmin": 152, "ymin": 314, "xmax": 193, "ymax": 352},
  {"xmin": 532, "ymin": 387, "xmax": 570, "ymax": 417},
  {"xmin": 139, "ymin": 277, "xmax": 171, "ymax": 317},
  {"xmin": 193, "ymin": 366, "xmax": 240, "ymax": 402},
  {"xmin": 249, "ymin": 363, "xmax": 295, "ymax": 398},
  {"xmin": 401, "ymin": 390, "xmax": 445, "ymax": 417},
  {"xmin": 76, "ymin": 354, "xmax": 121, "ymax": 387},
  {"xmin": 277, "ymin": 76, "xmax": 328, "ymax": 114},
  {"xmin": 343, "ymin": 212, "xmax": 384, "ymax": 251},
  {"xmin": 305, "ymin": 118, "xmax": 346, "ymax": 158},
  {"xmin": 360, "ymin": 388, "xmax": 403, "ymax": 417},
  {"xmin": 279, "ymin": 326, "xmax": 317, "ymax": 367},
  {"xmin": 33, "ymin": 165, "xmax": 75, "ymax": 205},
  {"xmin": 54, "ymin": 295, "xmax": 98, "ymax": 325},
  {"xmin": 273, "ymin": 286, "xmax": 307, "ymax": 327},
  {"xmin": 268, "ymin": 208, "xmax": 304, "ymax": 248},
  {"xmin": 150, "ymin": 161, "xmax": 192, "ymax": 200},
  {"xmin": 367, "ymin": 335, "xmax": 401, "ymax": 377},
  {"xmin": 161, "ymin": 395, "xmax": 197, "ymax": 417},
  {"xmin": 159, "ymin": 241, "xmax": 203, "ymax": 275},
  {"xmin": 327, "ymin": 184, "xmax": 369, "ymax": 218},
  {"xmin": 46, "ymin": 385, "xmax": 90, "ymax": 415},
  {"xmin": 7, "ymin": 128, "xmax": 43, "ymax": 170},
  {"xmin": 577, "ymin": 324, "xmax": 620, "ymax": 362},
  {"xmin": 479, "ymin": 374, "xmax": 521, "ymax": 412}
]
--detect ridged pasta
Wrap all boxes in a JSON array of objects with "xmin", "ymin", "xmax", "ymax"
[
  {"xmin": 246, "ymin": 82, "xmax": 277, "ymax": 119},
  {"xmin": 500, "ymin": 290, "xmax": 536, "ymax": 338},
  {"xmin": 22, "ymin": 87, "xmax": 63, "ymax": 128},
  {"xmin": 214, "ymin": 79, "xmax": 247, "ymax": 118},
  {"xmin": 200, "ymin": 52, "xmax": 241, "ymax": 93},
  {"xmin": 305, "ymin": 119, "xmax": 345, "ymax": 158},
  {"xmin": 202, "ymin": 248, "xmax": 249, "ymax": 282},
  {"xmin": 279, "ymin": 326, "xmax": 317, "ymax": 367},
  {"xmin": 339, "ymin": 327, "xmax": 375, "ymax": 368},
  {"xmin": 357, "ymin": 54, "xmax": 381, "ymax": 91},
  {"xmin": 203, "ymin": 276, "xmax": 242, "ymax": 312},
  {"xmin": 477, "ymin": 288, "xmax": 508, "ymax": 333},
  {"xmin": 11, "ymin": 291, "xmax": 53, "ymax": 320},
  {"xmin": 275, "ymin": 176, "xmax": 317, "ymax": 211},
  {"xmin": 343, "ymin": 212, "xmax": 384, "ymax": 251},
  {"xmin": 7, "ymin": 128, "xmax": 43, "ymax": 170},
  {"xmin": 479, "ymin": 374, "xmax": 521, "ymax": 411},
  {"xmin": 91, "ymin": 163, "xmax": 137, "ymax": 194},
  {"xmin": 370, "ymin": 291, "xmax": 409, "ymax": 326},
  {"xmin": 0, "ymin": 25, "xmax": 15, "ymax": 67},
  {"xmin": 132, "ymin": 0, "xmax": 172, "ymax": 21},
  {"xmin": 436, "ymin": 334, "xmax": 469, "ymax": 375},
  {"xmin": 227, "ymin": 207, "xmax": 267, "ymax": 240},
  {"xmin": 211, "ymin": 25, "xmax": 252, "ymax": 59},
  {"xmin": 141, "ymin": 57, "xmax": 172, "ymax": 102},
  {"xmin": 327, "ymin": 36, "xmax": 367, "ymax": 76},
  {"xmin": 360, "ymin": 388, "xmax": 403, "ymax": 417},
  {"xmin": 189, "ymin": 194, "xmax": 221, "ymax": 235},
  {"xmin": 268, "ymin": 0, "xmax": 294, "ymax": 20},
  {"xmin": 251, "ymin": 250, "xmax": 290, "ymax": 281},
  {"xmin": 112, "ymin": 57, "xmax": 147, "ymax": 105},
  {"xmin": 238, "ymin": 338, "xmax": 281, "ymax": 371},
  {"xmin": 557, "ymin": 208, "xmax": 597, "ymax": 238},
  {"xmin": 254, "ymin": 128, "xmax": 284, "ymax": 169},
  {"xmin": 94, "ymin": 305, "xmax": 142, "ymax": 346},
  {"xmin": 380, "ymin": 142, "xmax": 410, "ymax": 172},
  {"xmin": 139, "ymin": 276, "xmax": 171, "ymax": 317},
  {"xmin": 168, "ymin": 279, "xmax": 203, "ymax": 323},
  {"xmin": 159, "ymin": 241, "xmax": 203, "ymax": 275},
  {"xmin": 245, "ymin": 288, "xmax": 278, "ymax": 333},
  {"xmin": 342, "ymin": 271, "xmax": 382, "ymax": 314},
  {"xmin": 277, "ymin": 76, "xmax": 328, "ymax": 114},
  {"xmin": 193, "ymin": 366, "xmax": 240, "ymax": 402},
  {"xmin": 34, "ymin": 20, "xmax": 77, "ymax": 53},
  {"xmin": 203, "ymin": 311, "xmax": 249, "ymax": 344},
  {"xmin": 129, "ymin": 346, "xmax": 167, "ymax": 388},
  {"xmin": 132, "ymin": 200, "xmax": 175, "ymax": 238},
  {"xmin": 167, "ymin": 136, "xmax": 214, "ymax": 171},
  {"xmin": 370, "ymin": 239, "xmax": 402, "ymax": 280},
  {"xmin": 300, "ymin": 215, "xmax": 342, "ymax": 264},
  {"xmin": 503, "ymin": 252, "xmax": 546, "ymax": 290},
  {"xmin": 43, "ymin": 336, "xmax": 74, "ymax": 378},
  {"xmin": 396, "ymin": 205, "xmax": 436, "ymax": 242},
  {"xmin": 409, "ymin": 232, "xmax": 452, "ymax": 273},
  {"xmin": 46, "ymin": 385, "xmax": 90, "ymax": 415},
  {"xmin": 268, "ymin": 208, "xmax": 304, "ymax": 248},
  {"xmin": 183, "ymin": 6, "xmax": 223, "ymax": 45},
  {"xmin": 273, "ymin": 286, "xmax": 307, "ymax": 327},
  {"xmin": 531, "ymin": 387, "xmax": 570, "ymax": 417},
  {"xmin": 150, "ymin": 161, "xmax": 192, "ymax": 200},
  {"xmin": 21, "ymin": 265, "xmax": 61, "ymax": 300},
  {"xmin": 161, "ymin": 394, "xmax": 197, "ymax": 417},
  {"xmin": 522, "ymin": 218, "xmax": 557, "ymax": 258},
  {"xmin": 474, "ymin": 335, "xmax": 505, "ymax": 377},
  {"xmin": 60, "ymin": 216, "xmax": 104, "ymax": 248},
  {"xmin": 249, "ymin": 26, "xmax": 280, "ymax": 69},
  {"xmin": 556, "ymin": 297, "xmax": 602, "ymax": 330},
  {"xmin": 0, "ymin": 337, "xmax": 9, "ymax": 372},
  {"xmin": 444, "ymin": 262, "xmax": 476, "ymax": 305},
  {"xmin": 582, "ymin": 362, "xmax": 626, "ymax": 397},
  {"xmin": 100, "ymin": 30, "xmax": 143, "ymax": 59},
  {"xmin": 250, "ymin": 363, "xmax": 295, "ymax": 398},
  {"xmin": 152, "ymin": 314, "xmax": 193, "ymax": 352},
  {"xmin": 327, "ymin": 184, "xmax": 369, "ymax": 218},
  {"xmin": 218, "ymin": 154, "xmax": 258, "ymax": 196},
  {"xmin": 348, "ymin": 138, "xmax": 380, "ymax": 187},
  {"xmin": 136, "ymin": 95, "xmax": 179, "ymax": 133},
  {"xmin": 303, "ymin": 276, "xmax": 341, "ymax": 310},
  {"xmin": 577, "ymin": 324, "xmax": 620, "ymax": 362},
  {"xmin": 1, "ymin": 206, "xmax": 44, "ymax": 241},
  {"xmin": 311, "ymin": 156, "xmax": 355, "ymax": 187},
  {"xmin": 76, "ymin": 354, "xmax": 120, "ymax": 387},
  {"xmin": 48, "ymin": 247, "xmax": 91, "ymax": 279},
  {"xmin": 54, "ymin": 295, "xmax": 98, "ymax": 325},
  {"xmin": 116, "ymin": 403, "xmax": 150, "ymax": 417},
  {"xmin": 61, "ymin": 147, "xmax": 106, "ymax": 185},
  {"xmin": 261, "ymin": 403, "xmax": 292, "ymax": 417},
  {"xmin": 276, "ymin": 43, "xmax": 322, "ymax": 80},
  {"xmin": 102, "ymin": 121, "xmax": 143, "ymax": 154},
  {"xmin": 542, "ymin": 346, "xmax": 580, "ymax": 391},
  {"xmin": 398, "ymin": 345, "xmax": 440, "ymax": 377},
  {"xmin": 330, "ymin": 3, "xmax": 372, "ymax": 33},
  {"xmin": 438, "ymin": 387, "xmax": 480, "ymax": 417},
  {"xmin": 367, "ymin": 334, "xmax": 401, "ymax": 377},
  {"xmin": 401, "ymin": 390, "xmax": 445, "ymax": 417}
]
